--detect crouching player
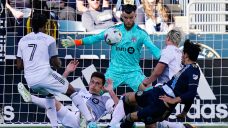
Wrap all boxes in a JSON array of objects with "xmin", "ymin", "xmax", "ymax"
[
  {"xmin": 18, "ymin": 60, "xmax": 119, "ymax": 128},
  {"xmin": 108, "ymin": 39, "xmax": 201, "ymax": 128}
]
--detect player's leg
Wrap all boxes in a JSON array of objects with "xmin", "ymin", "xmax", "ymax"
[
  {"xmin": 108, "ymin": 97, "xmax": 126, "ymax": 127},
  {"xmin": 32, "ymin": 70, "xmax": 96, "ymax": 127},
  {"xmin": 45, "ymin": 94, "xmax": 58, "ymax": 128},
  {"xmin": 19, "ymin": 82, "xmax": 58, "ymax": 128},
  {"xmin": 110, "ymin": 92, "xmax": 138, "ymax": 128},
  {"xmin": 18, "ymin": 84, "xmax": 80, "ymax": 128},
  {"xmin": 65, "ymin": 85, "xmax": 95, "ymax": 125},
  {"xmin": 56, "ymin": 103, "xmax": 80, "ymax": 128}
]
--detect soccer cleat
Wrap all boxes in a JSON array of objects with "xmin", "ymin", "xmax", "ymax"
[
  {"xmin": 183, "ymin": 123, "xmax": 197, "ymax": 128},
  {"xmin": 17, "ymin": 82, "xmax": 32, "ymax": 102}
]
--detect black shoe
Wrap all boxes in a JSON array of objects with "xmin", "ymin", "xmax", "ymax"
[{"xmin": 183, "ymin": 123, "xmax": 197, "ymax": 128}]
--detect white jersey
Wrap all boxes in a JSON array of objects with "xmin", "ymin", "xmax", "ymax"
[
  {"xmin": 77, "ymin": 90, "xmax": 114, "ymax": 120},
  {"xmin": 17, "ymin": 32, "xmax": 58, "ymax": 86},
  {"xmin": 158, "ymin": 45, "xmax": 182, "ymax": 83}
]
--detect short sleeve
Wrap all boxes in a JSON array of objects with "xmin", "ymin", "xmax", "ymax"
[
  {"xmin": 48, "ymin": 41, "xmax": 58, "ymax": 58},
  {"xmin": 159, "ymin": 48, "xmax": 174, "ymax": 65},
  {"xmin": 17, "ymin": 42, "xmax": 22, "ymax": 58}
]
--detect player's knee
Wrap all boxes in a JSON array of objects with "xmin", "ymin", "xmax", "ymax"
[
  {"xmin": 124, "ymin": 92, "xmax": 136, "ymax": 105},
  {"xmin": 55, "ymin": 100, "xmax": 62, "ymax": 111}
]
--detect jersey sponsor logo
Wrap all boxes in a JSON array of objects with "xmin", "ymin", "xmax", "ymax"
[
  {"xmin": 128, "ymin": 47, "xmax": 135, "ymax": 54},
  {"xmin": 116, "ymin": 46, "xmax": 135, "ymax": 54}
]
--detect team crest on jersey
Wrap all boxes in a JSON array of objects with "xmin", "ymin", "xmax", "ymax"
[
  {"xmin": 193, "ymin": 74, "xmax": 199, "ymax": 80},
  {"xmin": 92, "ymin": 98, "xmax": 99, "ymax": 104},
  {"xmin": 131, "ymin": 37, "xmax": 137, "ymax": 42},
  {"xmin": 136, "ymin": 91, "xmax": 143, "ymax": 96}
]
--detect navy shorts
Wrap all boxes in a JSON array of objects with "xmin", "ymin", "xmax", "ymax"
[{"xmin": 135, "ymin": 87, "xmax": 173, "ymax": 124}]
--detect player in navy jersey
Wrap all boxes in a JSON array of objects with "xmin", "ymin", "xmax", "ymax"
[{"xmin": 107, "ymin": 39, "xmax": 201, "ymax": 128}]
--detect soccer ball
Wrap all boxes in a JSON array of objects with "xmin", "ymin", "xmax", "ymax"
[{"xmin": 104, "ymin": 28, "xmax": 122, "ymax": 45}]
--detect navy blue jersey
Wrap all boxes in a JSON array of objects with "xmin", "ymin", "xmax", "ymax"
[
  {"xmin": 166, "ymin": 63, "xmax": 200, "ymax": 103},
  {"xmin": 135, "ymin": 63, "xmax": 200, "ymax": 124}
]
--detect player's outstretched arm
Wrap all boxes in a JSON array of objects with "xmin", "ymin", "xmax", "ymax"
[
  {"xmin": 61, "ymin": 31, "xmax": 106, "ymax": 48},
  {"xmin": 62, "ymin": 60, "xmax": 79, "ymax": 78},
  {"xmin": 143, "ymin": 35, "xmax": 161, "ymax": 59}
]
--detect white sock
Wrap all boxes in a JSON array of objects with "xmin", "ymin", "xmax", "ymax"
[
  {"xmin": 159, "ymin": 120, "xmax": 185, "ymax": 128},
  {"xmin": 57, "ymin": 104, "xmax": 80, "ymax": 128},
  {"xmin": 31, "ymin": 95, "xmax": 46, "ymax": 108},
  {"xmin": 109, "ymin": 100, "xmax": 125, "ymax": 126},
  {"xmin": 70, "ymin": 92, "xmax": 93, "ymax": 121},
  {"xmin": 45, "ymin": 97, "xmax": 58, "ymax": 128}
]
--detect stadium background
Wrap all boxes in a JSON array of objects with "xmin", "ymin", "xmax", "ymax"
[{"xmin": 0, "ymin": 0, "xmax": 228, "ymax": 127}]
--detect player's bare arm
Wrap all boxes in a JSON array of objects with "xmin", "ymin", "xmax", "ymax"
[
  {"xmin": 62, "ymin": 60, "xmax": 79, "ymax": 78},
  {"xmin": 50, "ymin": 56, "xmax": 61, "ymax": 69},
  {"xmin": 16, "ymin": 57, "xmax": 24, "ymax": 70},
  {"xmin": 103, "ymin": 79, "xmax": 119, "ymax": 105}
]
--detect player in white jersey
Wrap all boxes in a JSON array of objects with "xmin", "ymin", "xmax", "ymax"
[
  {"xmin": 143, "ymin": 29, "xmax": 182, "ymax": 87},
  {"xmin": 18, "ymin": 60, "xmax": 119, "ymax": 128},
  {"xmin": 16, "ymin": 13, "xmax": 97, "ymax": 128}
]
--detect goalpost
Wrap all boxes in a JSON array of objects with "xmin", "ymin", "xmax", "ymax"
[{"xmin": 1, "ymin": 0, "xmax": 228, "ymax": 127}]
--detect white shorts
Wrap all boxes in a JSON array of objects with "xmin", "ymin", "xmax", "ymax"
[
  {"xmin": 57, "ymin": 105, "xmax": 80, "ymax": 128},
  {"xmin": 30, "ymin": 71, "xmax": 69, "ymax": 96}
]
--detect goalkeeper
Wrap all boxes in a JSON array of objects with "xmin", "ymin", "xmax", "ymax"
[
  {"xmin": 61, "ymin": 4, "xmax": 161, "ymax": 92},
  {"xmin": 18, "ymin": 60, "xmax": 119, "ymax": 128}
]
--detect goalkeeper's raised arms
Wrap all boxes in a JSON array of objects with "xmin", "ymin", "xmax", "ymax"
[{"xmin": 61, "ymin": 36, "xmax": 83, "ymax": 47}]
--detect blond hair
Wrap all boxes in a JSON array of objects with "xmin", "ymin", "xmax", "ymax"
[{"xmin": 167, "ymin": 29, "xmax": 182, "ymax": 45}]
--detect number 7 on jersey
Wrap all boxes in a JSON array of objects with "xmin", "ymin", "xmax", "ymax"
[{"xmin": 28, "ymin": 44, "xmax": 37, "ymax": 61}]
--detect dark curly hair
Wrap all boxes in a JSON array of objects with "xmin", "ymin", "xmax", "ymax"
[{"xmin": 31, "ymin": 13, "xmax": 47, "ymax": 33}]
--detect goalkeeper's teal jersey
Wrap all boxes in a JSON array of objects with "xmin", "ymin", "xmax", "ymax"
[{"xmin": 82, "ymin": 23, "xmax": 161, "ymax": 73}]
